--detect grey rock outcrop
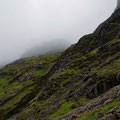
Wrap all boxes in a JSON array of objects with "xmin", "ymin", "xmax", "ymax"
[
  {"xmin": 54, "ymin": 85, "xmax": 120, "ymax": 120},
  {"xmin": 116, "ymin": 0, "xmax": 120, "ymax": 10},
  {"xmin": 99, "ymin": 106, "xmax": 120, "ymax": 120}
]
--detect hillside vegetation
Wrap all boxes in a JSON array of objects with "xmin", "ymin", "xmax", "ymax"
[{"xmin": 0, "ymin": 9, "xmax": 120, "ymax": 120}]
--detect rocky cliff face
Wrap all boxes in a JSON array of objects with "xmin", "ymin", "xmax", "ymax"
[
  {"xmin": 116, "ymin": 0, "xmax": 120, "ymax": 10},
  {"xmin": 0, "ymin": 8, "xmax": 119, "ymax": 120}
]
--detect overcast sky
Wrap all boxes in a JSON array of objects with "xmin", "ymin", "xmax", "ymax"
[{"xmin": 0, "ymin": 0, "xmax": 116, "ymax": 65}]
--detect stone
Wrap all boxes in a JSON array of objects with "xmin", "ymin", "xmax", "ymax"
[
  {"xmin": 116, "ymin": 0, "xmax": 120, "ymax": 10},
  {"xmin": 103, "ymin": 68, "xmax": 109, "ymax": 72},
  {"xmin": 116, "ymin": 107, "xmax": 120, "ymax": 113},
  {"xmin": 117, "ymin": 90, "xmax": 120, "ymax": 97},
  {"xmin": 104, "ymin": 99, "xmax": 113, "ymax": 106},
  {"xmin": 99, "ymin": 113, "xmax": 116, "ymax": 120},
  {"xmin": 115, "ymin": 112, "xmax": 120, "ymax": 118},
  {"xmin": 106, "ymin": 106, "xmax": 119, "ymax": 114},
  {"xmin": 71, "ymin": 104, "xmax": 76, "ymax": 109},
  {"xmin": 96, "ymin": 112, "xmax": 104, "ymax": 119},
  {"xmin": 114, "ymin": 107, "xmax": 120, "ymax": 118},
  {"xmin": 116, "ymin": 73, "xmax": 120, "ymax": 81},
  {"xmin": 70, "ymin": 114, "xmax": 79, "ymax": 120}
]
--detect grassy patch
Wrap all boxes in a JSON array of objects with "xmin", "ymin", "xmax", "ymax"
[
  {"xmin": 48, "ymin": 101, "xmax": 73, "ymax": 120},
  {"xmin": 34, "ymin": 70, "xmax": 46, "ymax": 77},
  {"xmin": 48, "ymin": 98, "xmax": 90, "ymax": 120}
]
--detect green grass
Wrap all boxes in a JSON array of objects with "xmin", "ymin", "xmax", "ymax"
[
  {"xmin": 47, "ymin": 98, "xmax": 90, "ymax": 120},
  {"xmin": 40, "ymin": 54, "xmax": 60, "ymax": 64},
  {"xmin": 114, "ymin": 58, "xmax": 120, "ymax": 67},
  {"xmin": 0, "ymin": 76, "xmax": 11, "ymax": 97},
  {"xmin": 48, "ymin": 101, "xmax": 73, "ymax": 120},
  {"xmin": 88, "ymin": 48, "xmax": 98, "ymax": 57},
  {"xmin": 0, "ymin": 85, "xmax": 35, "ymax": 110},
  {"xmin": 0, "ymin": 76, "xmax": 23, "ymax": 98},
  {"xmin": 34, "ymin": 70, "xmax": 46, "ymax": 77}
]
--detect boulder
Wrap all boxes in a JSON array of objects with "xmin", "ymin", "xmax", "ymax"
[
  {"xmin": 96, "ymin": 112, "xmax": 104, "ymax": 119},
  {"xmin": 99, "ymin": 113, "xmax": 116, "ymax": 120}
]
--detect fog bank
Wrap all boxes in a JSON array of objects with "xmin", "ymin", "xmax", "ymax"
[
  {"xmin": 22, "ymin": 39, "xmax": 70, "ymax": 57},
  {"xmin": 0, "ymin": 0, "xmax": 116, "ymax": 66}
]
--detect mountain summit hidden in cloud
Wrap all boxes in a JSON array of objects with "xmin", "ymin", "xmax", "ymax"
[{"xmin": 116, "ymin": 0, "xmax": 120, "ymax": 10}]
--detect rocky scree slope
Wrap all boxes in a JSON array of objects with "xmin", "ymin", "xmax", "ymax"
[
  {"xmin": 0, "ymin": 9, "xmax": 120, "ymax": 120},
  {"xmin": 54, "ymin": 84, "xmax": 120, "ymax": 120}
]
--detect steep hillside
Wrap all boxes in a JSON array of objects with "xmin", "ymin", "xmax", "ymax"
[
  {"xmin": 0, "ymin": 9, "xmax": 120, "ymax": 120},
  {"xmin": 0, "ymin": 54, "xmax": 60, "ymax": 120},
  {"xmin": 48, "ymin": 8, "xmax": 120, "ymax": 100},
  {"xmin": 54, "ymin": 84, "xmax": 120, "ymax": 120}
]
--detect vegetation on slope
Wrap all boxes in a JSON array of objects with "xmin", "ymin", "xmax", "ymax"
[
  {"xmin": 0, "ymin": 9, "xmax": 120, "ymax": 120},
  {"xmin": 0, "ymin": 54, "xmax": 60, "ymax": 120}
]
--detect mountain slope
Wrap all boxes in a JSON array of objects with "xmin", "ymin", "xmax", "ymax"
[
  {"xmin": 54, "ymin": 84, "xmax": 120, "ymax": 120},
  {"xmin": 0, "ymin": 9, "xmax": 120, "ymax": 120},
  {"xmin": 0, "ymin": 54, "xmax": 60, "ymax": 120},
  {"xmin": 48, "ymin": 9, "xmax": 120, "ymax": 100}
]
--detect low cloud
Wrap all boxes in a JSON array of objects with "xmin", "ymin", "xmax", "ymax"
[{"xmin": 0, "ymin": 0, "xmax": 116, "ymax": 66}]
